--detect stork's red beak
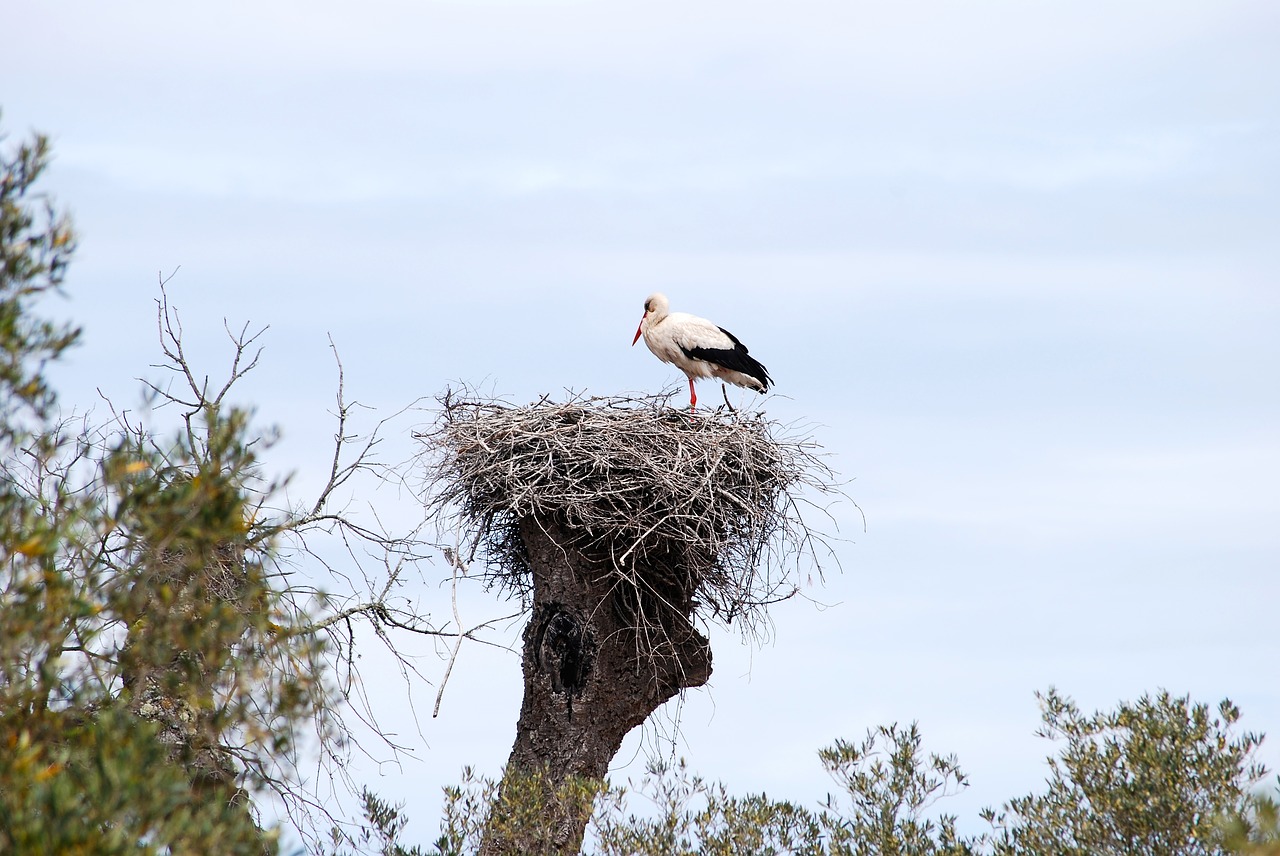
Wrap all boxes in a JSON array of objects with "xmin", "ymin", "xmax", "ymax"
[{"xmin": 632, "ymin": 320, "xmax": 644, "ymax": 346}]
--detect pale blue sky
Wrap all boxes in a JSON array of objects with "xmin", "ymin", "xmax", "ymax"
[{"xmin": 6, "ymin": 0, "xmax": 1279, "ymax": 844}]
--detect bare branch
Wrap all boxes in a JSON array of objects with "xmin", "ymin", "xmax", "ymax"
[{"xmin": 434, "ymin": 544, "xmax": 468, "ymax": 718}]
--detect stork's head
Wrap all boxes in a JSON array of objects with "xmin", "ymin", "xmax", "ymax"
[{"xmin": 632, "ymin": 292, "xmax": 669, "ymax": 345}]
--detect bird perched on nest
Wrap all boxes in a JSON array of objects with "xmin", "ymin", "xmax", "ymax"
[{"xmin": 632, "ymin": 292, "xmax": 773, "ymax": 411}]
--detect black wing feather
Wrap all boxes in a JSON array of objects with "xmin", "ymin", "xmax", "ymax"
[{"xmin": 681, "ymin": 326, "xmax": 772, "ymax": 391}]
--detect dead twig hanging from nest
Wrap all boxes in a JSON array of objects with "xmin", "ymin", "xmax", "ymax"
[{"xmin": 415, "ymin": 389, "xmax": 844, "ymax": 641}]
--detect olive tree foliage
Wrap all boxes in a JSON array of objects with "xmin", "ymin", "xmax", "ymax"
[
  {"xmin": 815, "ymin": 723, "xmax": 972, "ymax": 856},
  {"xmin": 365, "ymin": 724, "xmax": 972, "ymax": 855},
  {"xmin": 1220, "ymin": 795, "xmax": 1280, "ymax": 856},
  {"xmin": 0, "ymin": 126, "xmax": 268, "ymax": 855},
  {"xmin": 982, "ymin": 688, "xmax": 1272, "ymax": 856},
  {"xmin": 352, "ymin": 689, "xmax": 1273, "ymax": 856},
  {"xmin": 0, "ymin": 123, "xmax": 466, "ymax": 853}
]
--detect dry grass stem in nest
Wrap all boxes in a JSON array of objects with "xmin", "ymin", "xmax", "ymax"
[{"xmin": 416, "ymin": 390, "xmax": 842, "ymax": 636}]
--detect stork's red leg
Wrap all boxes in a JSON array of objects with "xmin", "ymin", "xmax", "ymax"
[{"xmin": 688, "ymin": 377, "xmax": 698, "ymax": 411}]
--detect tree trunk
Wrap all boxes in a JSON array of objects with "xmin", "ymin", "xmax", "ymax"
[{"xmin": 479, "ymin": 514, "xmax": 713, "ymax": 855}]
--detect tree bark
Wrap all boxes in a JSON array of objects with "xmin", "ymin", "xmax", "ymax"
[{"xmin": 479, "ymin": 514, "xmax": 713, "ymax": 855}]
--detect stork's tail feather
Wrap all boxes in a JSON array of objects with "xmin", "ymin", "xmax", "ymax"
[{"xmin": 743, "ymin": 354, "xmax": 772, "ymax": 392}]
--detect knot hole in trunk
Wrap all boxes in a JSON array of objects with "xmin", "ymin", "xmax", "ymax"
[{"xmin": 532, "ymin": 602, "xmax": 595, "ymax": 720}]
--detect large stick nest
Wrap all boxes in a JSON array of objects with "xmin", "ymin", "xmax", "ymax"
[{"xmin": 417, "ymin": 390, "xmax": 841, "ymax": 633}]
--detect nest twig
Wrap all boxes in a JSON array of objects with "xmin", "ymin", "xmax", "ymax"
[{"xmin": 416, "ymin": 389, "xmax": 842, "ymax": 637}]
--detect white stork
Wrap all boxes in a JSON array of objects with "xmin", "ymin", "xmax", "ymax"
[{"xmin": 631, "ymin": 292, "xmax": 773, "ymax": 410}]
